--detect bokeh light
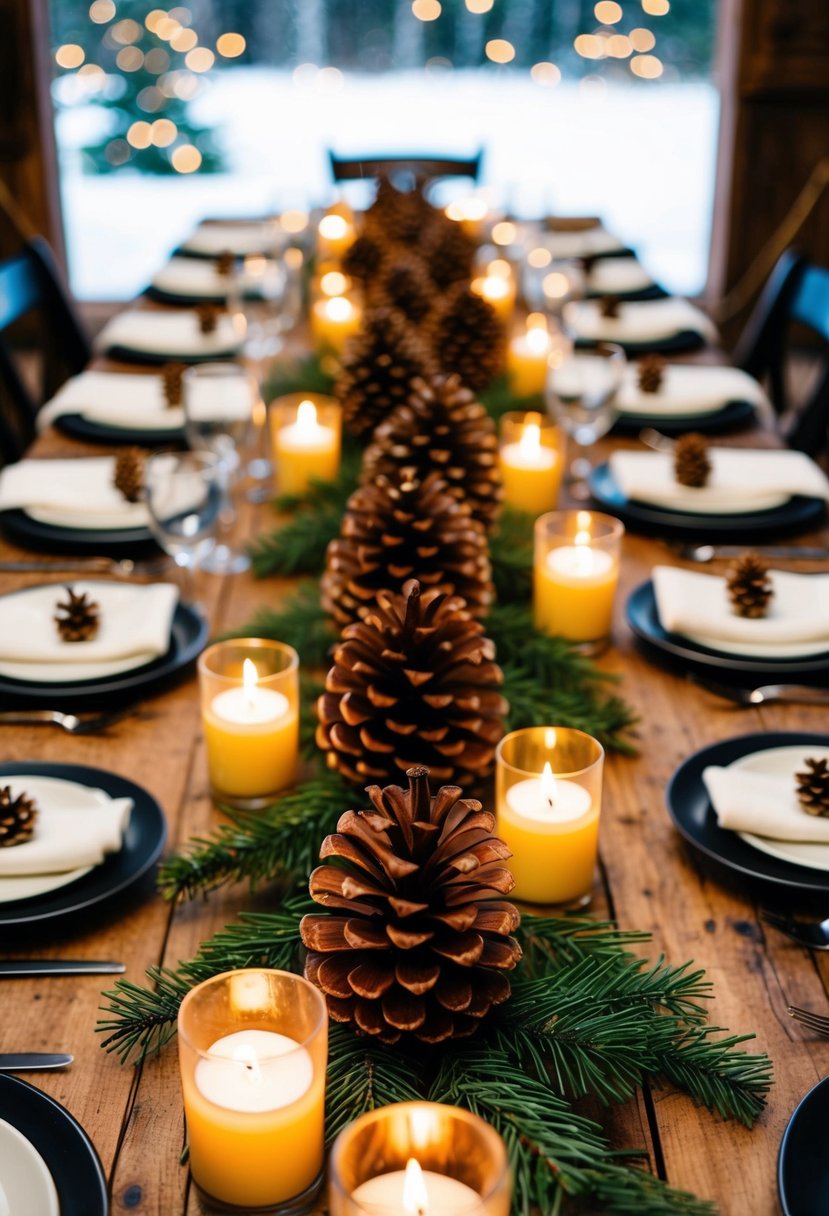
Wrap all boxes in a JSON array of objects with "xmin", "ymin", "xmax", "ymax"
[
  {"xmin": 127, "ymin": 120, "xmax": 152, "ymax": 149},
  {"xmin": 642, "ymin": 0, "xmax": 669, "ymax": 12},
  {"xmin": 531, "ymin": 61, "xmax": 562, "ymax": 86},
  {"xmin": 55, "ymin": 43, "xmax": 85, "ymax": 69},
  {"xmin": 630, "ymin": 53, "xmax": 663, "ymax": 77},
  {"xmin": 574, "ymin": 33, "xmax": 604, "ymax": 59},
  {"xmin": 607, "ymin": 34, "xmax": 632, "ymax": 56},
  {"xmin": 171, "ymin": 144, "xmax": 202, "ymax": 173},
  {"xmin": 527, "ymin": 247, "xmax": 552, "ymax": 268},
  {"xmin": 216, "ymin": 33, "xmax": 246, "ymax": 57},
  {"xmin": 151, "ymin": 118, "xmax": 177, "ymax": 146},
  {"xmin": 630, "ymin": 27, "xmax": 656, "ymax": 50},
  {"xmin": 412, "ymin": 0, "xmax": 442, "ymax": 19},
  {"xmin": 170, "ymin": 28, "xmax": 198, "ymax": 52},
  {"xmin": 88, "ymin": 0, "xmax": 115, "ymax": 22},
  {"xmin": 594, "ymin": 1, "xmax": 623, "ymax": 23},
  {"xmin": 116, "ymin": 46, "xmax": 144, "ymax": 71},
  {"xmin": 185, "ymin": 47, "xmax": 215, "ymax": 72},
  {"xmin": 486, "ymin": 39, "xmax": 516, "ymax": 64},
  {"xmin": 465, "ymin": 0, "xmax": 494, "ymax": 11}
]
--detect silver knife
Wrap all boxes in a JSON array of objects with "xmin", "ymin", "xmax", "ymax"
[
  {"xmin": 0, "ymin": 1053, "xmax": 73, "ymax": 1071},
  {"xmin": 0, "ymin": 960, "xmax": 125, "ymax": 978}
]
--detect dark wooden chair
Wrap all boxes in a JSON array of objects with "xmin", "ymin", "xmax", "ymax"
[
  {"xmin": 0, "ymin": 236, "xmax": 90, "ymax": 463},
  {"xmin": 734, "ymin": 249, "xmax": 829, "ymax": 455},
  {"xmin": 328, "ymin": 149, "xmax": 483, "ymax": 187}
]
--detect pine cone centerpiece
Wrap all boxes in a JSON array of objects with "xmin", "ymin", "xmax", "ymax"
[
  {"xmin": 674, "ymin": 432, "xmax": 711, "ymax": 488},
  {"xmin": 342, "ymin": 234, "xmax": 386, "ymax": 288},
  {"xmin": 300, "ymin": 765, "xmax": 521, "ymax": 1044},
  {"xmin": 0, "ymin": 786, "xmax": 38, "ymax": 848},
  {"xmin": 726, "ymin": 551, "xmax": 774, "ymax": 618},
  {"xmin": 317, "ymin": 579, "xmax": 507, "ymax": 788},
  {"xmin": 322, "ymin": 469, "xmax": 494, "ymax": 627},
  {"xmin": 362, "ymin": 374, "xmax": 503, "ymax": 530},
  {"xmin": 196, "ymin": 303, "xmax": 221, "ymax": 334},
  {"xmin": 161, "ymin": 361, "xmax": 185, "ymax": 407},
  {"xmin": 430, "ymin": 285, "xmax": 505, "ymax": 392},
  {"xmin": 796, "ymin": 758, "xmax": 829, "ymax": 816},
  {"xmin": 55, "ymin": 587, "xmax": 100, "ymax": 642},
  {"xmin": 371, "ymin": 256, "xmax": 433, "ymax": 327},
  {"xmin": 637, "ymin": 354, "xmax": 666, "ymax": 394},
  {"xmin": 335, "ymin": 307, "xmax": 432, "ymax": 440},
  {"xmin": 113, "ymin": 447, "xmax": 145, "ymax": 503},
  {"xmin": 364, "ymin": 177, "xmax": 437, "ymax": 247},
  {"xmin": 425, "ymin": 222, "xmax": 477, "ymax": 291}
]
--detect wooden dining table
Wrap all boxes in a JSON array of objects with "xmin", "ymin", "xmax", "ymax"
[{"xmin": 1, "ymin": 294, "xmax": 828, "ymax": 1216}]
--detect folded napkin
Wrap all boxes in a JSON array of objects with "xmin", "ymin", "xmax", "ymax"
[
  {"xmin": 609, "ymin": 448, "xmax": 829, "ymax": 514},
  {"xmin": 703, "ymin": 762, "xmax": 829, "ymax": 841},
  {"xmin": 653, "ymin": 565, "xmax": 829, "ymax": 655},
  {"xmin": 37, "ymin": 371, "xmax": 184, "ymax": 433},
  {"xmin": 0, "ymin": 775, "xmax": 132, "ymax": 876},
  {"xmin": 0, "ymin": 457, "xmax": 150, "ymax": 527},
  {"xmin": 151, "ymin": 256, "xmax": 283, "ymax": 301},
  {"xmin": 564, "ymin": 297, "xmax": 718, "ymax": 345},
  {"xmin": 588, "ymin": 257, "xmax": 654, "ymax": 296},
  {"xmin": 96, "ymin": 309, "xmax": 243, "ymax": 358},
  {"xmin": 181, "ymin": 220, "xmax": 281, "ymax": 257},
  {"xmin": 616, "ymin": 364, "xmax": 769, "ymax": 418},
  {"xmin": 541, "ymin": 228, "xmax": 626, "ymax": 260},
  {"xmin": 0, "ymin": 580, "xmax": 178, "ymax": 663}
]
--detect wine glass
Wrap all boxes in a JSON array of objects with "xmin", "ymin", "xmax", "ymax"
[
  {"xmin": 144, "ymin": 450, "xmax": 222, "ymax": 602},
  {"xmin": 182, "ymin": 363, "xmax": 257, "ymax": 574},
  {"xmin": 545, "ymin": 343, "xmax": 626, "ymax": 499}
]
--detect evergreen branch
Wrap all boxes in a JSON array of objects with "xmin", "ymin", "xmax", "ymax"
[
  {"xmin": 300, "ymin": 675, "xmax": 325, "ymax": 759},
  {"xmin": 490, "ymin": 507, "xmax": 534, "ymax": 605},
  {"xmin": 222, "ymin": 584, "xmax": 336, "ymax": 669},
  {"xmin": 325, "ymin": 1025, "xmax": 423, "ymax": 1144},
  {"xmin": 263, "ymin": 353, "xmax": 335, "ymax": 401},
  {"xmin": 481, "ymin": 375, "xmax": 545, "ymax": 423},
  {"xmin": 516, "ymin": 914, "xmax": 652, "ymax": 978},
  {"xmin": 156, "ymin": 775, "xmax": 353, "ymax": 902},
  {"xmin": 657, "ymin": 1025, "xmax": 773, "ymax": 1129},
  {"xmin": 248, "ymin": 498, "xmax": 343, "ymax": 577}
]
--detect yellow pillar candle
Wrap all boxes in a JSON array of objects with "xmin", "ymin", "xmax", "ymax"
[
  {"xmin": 533, "ymin": 510, "xmax": 623, "ymax": 647},
  {"xmin": 498, "ymin": 411, "xmax": 563, "ymax": 516},
  {"xmin": 317, "ymin": 209, "xmax": 356, "ymax": 261},
  {"xmin": 507, "ymin": 320, "xmax": 554, "ymax": 397},
  {"xmin": 311, "ymin": 295, "xmax": 362, "ymax": 355},
  {"xmin": 471, "ymin": 272, "xmax": 516, "ymax": 327},
  {"xmin": 272, "ymin": 396, "xmax": 341, "ymax": 496}
]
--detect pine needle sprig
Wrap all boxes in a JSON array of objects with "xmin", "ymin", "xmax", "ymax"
[
  {"xmin": 248, "ymin": 498, "xmax": 343, "ymax": 578},
  {"xmin": 263, "ymin": 353, "xmax": 335, "ymax": 402},
  {"xmin": 222, "ymin": 585, "xmax": 336, "ymax": 669},
  {"xmin": 481, "ymin": 375, "xmax": 545, "ymax": 422},
  {"xmin": 516, "ymin": 914, "xmax": 652, "ymax": 977},
  {"xmin": 157, "ymin": 775, "xmax": 353, "ymax": 902},
  {"xmin": 325, "ymin": 1025, "xmax": 422, "ymax": 1144},
  {"xmin": 657, "ymin": 1025, "xmax": 774, "ymax": 1128},
  {"xmin": 490, "ymin": 507, "xmax": 534, "ymax": 605}
]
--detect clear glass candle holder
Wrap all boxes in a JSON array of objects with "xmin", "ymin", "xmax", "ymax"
[
  {"xmin": 270, "ymin": 394, "xmax": 342, "ymax": 498},
  {"xmin": 498, "ymin": 410, "xmax": 565, "ymax": 518},
  {"xmin": 496, "ymin": 726, "xmax": 604, "ymax": 908},
  {"xmin": 329, "ymin": 1102, "xmax": 511, "ymax": 1216},
  {"xmin": 533, "ymin": 509, "xmax": 624, "ymax": 655},
  {"xmin": 198, "ymin": 638, "xmax": 299, "ymax": 810},
  {"xmin": 178, "ymin": 969, "xmax": 328, "ymax": 1215}
]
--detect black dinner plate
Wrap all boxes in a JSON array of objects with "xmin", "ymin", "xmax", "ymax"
[
  {"xmin": 666, "ymin": 731, "xmax": 829, "ymax": 898},
  {"xmin": 612, "ymin": 397, "xmax": 756, "ymax": 437},
  {"xmin": 778, "ymin": 1074, "xmax": 829, "ymax": 1215},
  {"xmin": 626, "ymin": 580, "xmax": 829, "ymax": 684},
  {"xmin": 54, "ymin": 412, "xmax": 186, "ymax": 447},
  {"xmin": 103, "ymin": 343, "xmax": 241, "ymax": 366},
  {"xmin": 0, "ymin": 508, "xmax": 159, "ymax": 557},
  {"xmin": 585, "ymin": 283, "xmax": 668, "ymax": 303},
  {"xmin": 574, "ymin": 330, "xmax": 706, "ymax": 355},
  {"xmin": 0, "ymin": 1074, "xmax": 108, "ymax": 1214},
  {"xmin": 589, "ymin": 461, "xmax": 826, "ymax": 540},
  {"xmin": 0, "ymin": 598, "xmax": 207, "ymax": 709},
  {"xmin": 0, "ymin": 761, "xmax": 166, "ymax": 929}
]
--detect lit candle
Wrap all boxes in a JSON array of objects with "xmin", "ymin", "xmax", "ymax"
[
  {"xmin": 311, "ymin": 294, "xmax": 362, "ymax": 355},
  {"xmin": 272, "ymin": 397, "xmax": 341, "ymax": 495},
  {"xmin": 471, "ymin": 271, "xmax": 515, "ymax": 326},
  {"xmin": 498, "ymin": 411, "xmax": 563, "ymax": 516},
  {"xmin": 352, "ymin": 1157, "xmax": 481, "ymax": 1215},
  {"xmin": 507, "ymin": 315, "xmax": 553, "ymax": 397},
  {"xmin": 445, "ymin": 195, "xmax": 489, "ymax": 239},
  {"xmin": 533, "ymin": 511, "xmax": 622, "ymax": 644},
  {"xmin": 317, "ymin": 209, "xmax": 355, "ymax": 261}
]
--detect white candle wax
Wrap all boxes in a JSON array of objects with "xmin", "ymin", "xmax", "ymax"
[
  {"xmin": 545, "ymin": 546, "xmax": 614, "ymax": 580},
  {"xmin": 278, "ymin": 405, "xmax": 335, "ymax": 453},
  {"xmin": 195, "ymin": 1029, "xmax": 313, "ymax": 1114},
  {"xmin": 210, "ymin": 685, "xmax": 290, "ymax": 727},
  {"xmin": 506, "ymin": 776, "xmax": 591, "ymax": 825},
  {"xmin": 500, "ymin": 442, "xmax": 557, "ymax": 472},
  {"xmin": 352, "ymin": 1169, "xmax": 481, "ymax": 1215}
]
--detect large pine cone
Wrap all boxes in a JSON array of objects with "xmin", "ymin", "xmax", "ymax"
[
  {"xmin": 300, "ymin": 765, "xmax": 521, "ymax": 1044},
  {"xmin": 317, "ymin": 579, "xmax": 507, "ymax": 788},
  {"xmin": 674, "ymin": 432, "xmax": 711, "ymax": 488},
  {"xmin": 113, "ymin": 448, "xmax": 145, "ymax": 503},
  {"xmin": 362, "ymin": 374, "xmax": 503, "ymax": 531},
  {"xmin": 369, "ymin": 256, "xmax": 434, "ymax": 327},
  {"xmin": 796, "ymin": 757, "xmax": 829, "ymax": 817},
  {"xmin": 321, "ymin": 468, "xmax": 494, "ymax": 627},
  {"xmin": 342, "ymin": 234, "xmax": 386, "ymax": 288},
  {"xmin": 336, "ymin": 307, "xmax": 433, "ymax": 440},
  {"xmin": 0, "ymin": 786, "xmax": 38, "ymax": 848},
  {"xmin": 54, "ymin": 587, "xmax": 100, "ymax": 643},
  {"xmin": 364, "ymin": 177, "xmax": 439, "ymax": 247},
  {"xmin": 726, "ymin": 551, "xmax": 774, "ymax": 619},
  {"xmin": 430, "ymin": 284, "xmax": 505, "ymax": 392},
  {"xmin": 424, "ymin": 222, "xmax": 477, "ymax": 290}
]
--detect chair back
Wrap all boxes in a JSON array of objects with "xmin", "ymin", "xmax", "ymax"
[{"xmin": 329, "ymin": 150, "xmax": 482, "ymax": 186}]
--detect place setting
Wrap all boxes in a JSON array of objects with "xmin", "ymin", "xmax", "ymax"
[
  {"xmin": 146, "ymin": 252, "xmax": 287, "ymax": 307},
  {"xmin": 95, "ymin": 303, "xmax": 245, "ymax": 364},
  {"xmin": 564, "ymin": 293, "xmax": 719, "ymax": 353},
  {"xmin": 176, "ymin": 217, "xmax": 290, "ymax": 260},
  {"xmin": 37, "ymin": 366, "xmax": 188, "ymax": 447},
  {"xmin": 610, "ymin": 354, "xmax": 767, "ymax": 434}
]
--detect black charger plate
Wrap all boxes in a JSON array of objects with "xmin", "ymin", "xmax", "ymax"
[
  {"xmin": 0, "ymin": 508, "xmax": 158, "ymax": 558},
  {"xmin": 102, "ymin": 343, "xmax": 241, "ymax": 366},
  {"xmin": 54, "ymin": 412, "xmax": 185, "ymax": 447},
  {"xmin": 0, "ymin": 1074, "xmax": 108, "ymax": 1215},
  {"xmin": 778, "ymin": 1075, "xmax": 829, "ymax": 1216},
  {"xmin": 589, "ymin": 462, "xmax": 826, "ymax": 540},
  {"xmin": 612, "ymin": 397, "xmax": 756, "ymax": 437},
  {"xmin": 574, "ymin": 329, "xmax": 706, "ymax": 355}
]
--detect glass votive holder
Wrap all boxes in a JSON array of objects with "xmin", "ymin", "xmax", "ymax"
[
  {"xmin": 198, "ymin": 638, "xmax": 299, "ymax": 810},
  {"xmin": 309, "ymin": 295, "xmax": 362, "ymax": 357},
  {"xmin": 498, "ymin": 410, "xmax": 565, "ymax": 517},
  {"xmin": 533, "ymin": 509, "xmax": 624, "ymax": 655},
  {"xmin": 329, "ymin": 1102, "xmax": 511, "ymax": 1216},
  {"xmin": 496, "ymin": 726, "xmax": 604, "ymax": 908},
  {"xmin": 270, "ymin": 393, "xmax": 342, "ymax": 497},
  {"xmin": 178, "ymin": 969, "xmax": 328, "ymax": 1215}
]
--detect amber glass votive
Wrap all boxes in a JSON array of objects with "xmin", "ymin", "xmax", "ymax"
[
  {"xmin": 329, "ymin": 1102, "xmax": 511, "ymax": 1216},
  {"xmin": 270, "ymin": 393, "xmax": 341, "ymax": 497},
  {"xmin": 533, "ymin": 509, "xmax": 624, "ymax": 654},
  {"xmin": 498, "ymin": 411, "xmax": 565, "ymax": 517},
  {"xmin": 496, "ymin": 726, "xmax": 604, "ymax": 908},
  {"xmin": 178, "ymin": 969, "xmax": 328, "ymax": 1214},
  {"xmin": 199, "ymin": 638, "xmax": 299, "ymax": 809}
]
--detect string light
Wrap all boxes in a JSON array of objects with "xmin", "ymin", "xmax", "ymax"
[
  {"xmin": 171, "ymin": 144, "xmax": 202, "ymax": 173},
  {"xmin": 185, "ymin": 47, "xmax": 215, "ymax": 72},
  {"xmin": 111, "ymin": 18, "xmax": 141, "ymax": 43},
  {"xmin": 486, "ymin": 39, "xmax": 516, "ymax": 63},
  {"xmin": 216, "ymin": 33, "xmax": 246, "ymax": 57},
  {"xmin": 630, "ymin": 27, "xmax": 656, "ymax": 50},
  {"xmin": 465, "ymin": 0, "xmax": 494, "ymax": 11},
  {"xmin": 412, "ymin": 0, "xmax": 442, "ymax": 19},
  {"xmin": 574, "ymin": 33, "xmax": 604, "ymax": 59},
  {"xmin": 630, "ymin": 53, "xmax": 663, "ymax": 77},
  {"xmin": 116, "ymin": 46, "xmax": 144, "ymax": 71},
  {"xmin": 88, "ymin": 0, "xmax": 115, "ymax": 22},
  {"xmin": 642, "ymin": 0, "xmax": 669, "ymax": 12},
  {"xmin": 606, "ymin": 34, "xmax": 632, "ymax": 56},
  {"xmin": 151, "ymin": 118, "xmax": 177, "ymax": 146},
  {"xmin": 594, "ymin": 1, "xmax": 623, "ymax": 23},
  {"xmin": 531, "ymin": 61, "xmax": 561, "ymax": 86},
  {"xmin": 170, "ymin": 27, "xmax": 198, "ymax": 52},
  {"xmin": 55, "ymin": 43, "xmax": 85, "ymax": 68},
  {"xmin": 144, "ymin": 48, "xmax": 170, "ymax": 74},
  {"xmin": 126, "ymin": 120, "xmax": 152, "ymax": 148}
]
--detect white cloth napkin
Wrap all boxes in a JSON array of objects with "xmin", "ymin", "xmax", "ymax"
[
  {"xmin": 588, "ymin": 257, "xmax": 654, "ymax": 296},
  {"xmin": 0, "ymin": 581, "xmax": 178, "ymax": 663},
  {"xmin": 609, "ymin": 448, "xmax": 829, "ymax": 513},
  {"xmin": 0, "ymin": 775, "xmax": 132, "ymax": 875},
  {"xmin": 0, "ymin": 457, "xmax": 150, "ymax": 527},
  {"xmin": 540, "ymin": 228, "xmax": 626, "ymax": 260},
  {"xmin": 652, "ymin": 565, "xmax": 829, "ymax": 655},
  {"xmin": 703, "ymin": 764, "xmax": 829, "ymax": 842},
  {"xmin": 151, "ymin": 256, "xmax": 283, "ymax": 300},
  {"xmin": 180, "ymin": 221, "xmax": 281, "ymax": 257},
  {"xmin": 96, "ymin": 309, "xmax": 243, "ymax": 358},
  {"xmin": 616, "ymin": 363, "xmax": 770, "ymax": 418},
  {"xmin": 37, "ymin": 371, "xmax": 184, "ymax": 433},
  {"xmin": 564, "ymin": 297, "xmax": 718, "ymax": 345}
]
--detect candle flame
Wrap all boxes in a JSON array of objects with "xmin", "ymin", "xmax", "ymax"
[
  {"xmin": 526, "ymin": 326, "xmax": 551, "ymax": 354},
  {"xmin": 403, "ymin": 1159, "xmax": 429, "ymax": 1216},
  {"xmin": 319, "ymin": 213, "xmax": 348, "ymax": 240},
  {"xmin": 488, "ymin": 258, "xmax": 512, "ymax": 281},
  {"xmin": 528, "ymin": 246, "xmax": 552, "ymax": 268},
  {"xmin": 527, "ymin": 311, "xmax": 548, "ymax": 331},
  {"xmin": 296, "ymin": 399, "xmax": 318, "ymax": 433},
  {"xmin": 576, "ymin": 510, "xmax": 593, "ymax": 532},
  {"xmin": 320, "ymin": 270, "xmax": 348, "ymax": 297},
  {"xmin": 243, "ymin": 658, "xmax": 259, "ymax": 705},
  {"xmin": 326, "ymin": 295, "xmax": 353, "ymax": 321},
  {"xmin": 541, "ymin": 761, "xmax": 556, "ymax": 809},
  {"xmin": 574, "ymin": 530, "xmax": 591, "ymax": 546},
  {"xmin": 519, "ymin": 419, "xmax": 542, "ymax": 458},
  {"xmin": 481, "ymin": 276, "xmax": 510, "ymax": 301},
  {"xmin": 244, "ymin": 254, "xmax": 267, "ymax": 278},
  {"xmin": 230, "ymin": 1042, "xmax": 263, "ymax": 1085},
  {"xmin": 542, "ymin": 271, "xmax": 570, "ymax": 300}
]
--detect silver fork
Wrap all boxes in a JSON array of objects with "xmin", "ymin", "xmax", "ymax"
[
  {"xmin": 789, "ymin": 1006, "xmax": 829, "ymax": 1035},
  {"xmin": 689, "ymin": 676, "xmax": 829, "ymax": 707},
  {"xmin": 762, "ymin": 909, "xmax": 829, "ymax": 950},
  {"xmin": 0, "ymin": 557, "xmax": 171, "ymax": 580},
  {"xmin": 0, "ymin": 708, "xmax": 131, "ymax": 734}
]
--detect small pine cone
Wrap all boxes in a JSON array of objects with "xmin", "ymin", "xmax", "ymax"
[
  {"xmin": 599, "ymin": 294, "xmax": 621, "ymax": 319},
  {"xmin": 363, "ymin": 374, "xmax": 503, "ymax": 531},
  {"xmin": 674, "ymin": 432, "xmax": 711, "ymax": 488},
  {"xmin": 321, "ymin": 468, "xmax": 494, "ymax": 627},
  {"xmin": 215, "ymin": 250, "xmax": 235, "ymax": 278},
  {"xmin": 0, "ymin": 786, "xmax": 38, "ymax": 848},
  {"xmin": 726, "ymin": 551, "xmax": 774, "ymax": 619},
  {"xmin": 161, "ymin": 362, "xmax": 185, "ymax": 407},
  {"xmin": 796, "ymin": 758, "xmax": 829, "ymax": 817},
  {"xmin": 300, "ymin": 765, "xmax": 521, "ymax": 1044},
  {"xmin": 424, "ymin": 222, "xmax": 477, "ymax": 291},
  {"xmin": 113, "ymin": 447, "xmax": 145, "ymax": 503},
  {"xmin": 342, "ymin": 234, "xmax": 386, "ymax": 287},
  {"xmin": 196, "ymin": 303, "xmax": 221, "ymax": 334},
  {"xmin": 430, "ymin": 284, "xmax": 505, "ymax": 392},
  {"xmin": 55, "ymin": 586, "xmax": 100, "ymax": 642},
  {"xmin": 370, "ymin": 256, "xmax": 433, "ymax": 327},
  {"xmin": 317, "ymin": 578, "xmax": 507, "ymax": 789},
  {"xmin": 336, "ymin": 306, "xmax": 433, "ymax": 440},
  {"xmin": 637, "ymin": 354, "xmax": 666, "ymax": 394}
]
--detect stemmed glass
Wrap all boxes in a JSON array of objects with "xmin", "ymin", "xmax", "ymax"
[
  {"xmin": 545, "ymin": 343, "xmax": 626, "ymax": 499},
  {"xmin": 182, "ymin": 363, "xmax": 257, "ymax": 574},
  {"xmin": 144, "ymin": 450, "xmax": 222, "ymax": 603}
]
